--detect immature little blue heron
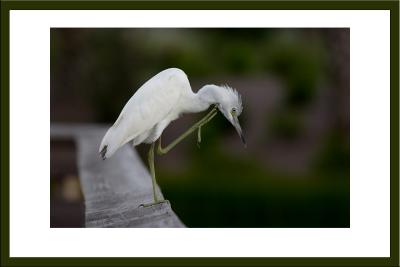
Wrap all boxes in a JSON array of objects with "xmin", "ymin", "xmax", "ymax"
[{"xmin": 99, "ymin": 68, "xmax": 245, "ymax": 207}]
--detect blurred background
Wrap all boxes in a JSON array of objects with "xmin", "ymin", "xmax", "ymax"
[{"xmin": 51, "ymin": 28, "xmax": 349, "ymax": 228}]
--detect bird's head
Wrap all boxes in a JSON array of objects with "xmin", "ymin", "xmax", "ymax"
[{"xmin": 216, "ymin": 85, "xmax": 246, "ymax": 147}]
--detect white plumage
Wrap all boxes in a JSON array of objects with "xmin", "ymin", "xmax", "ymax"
[{"xmin": 99, "ymin": 67, "xmax": 244, "ymax": 160}]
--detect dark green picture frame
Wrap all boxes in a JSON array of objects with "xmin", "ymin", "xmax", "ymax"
[{"xmin": 1, "ymin": 1, "xmax": 398, "ymax": 266}]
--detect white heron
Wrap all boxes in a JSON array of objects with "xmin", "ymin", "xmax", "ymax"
[{"xmin": 99, "ymin": 68, "xmax": 245, "ymax": 207}]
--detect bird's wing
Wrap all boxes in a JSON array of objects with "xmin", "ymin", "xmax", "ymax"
[
  {"xmin": 120, "ymin": 80, "xmax": 181, "ymax": 143},
  {"xmin": 100, "ymin": 69, "xmax": 186, "ymax": 158}
]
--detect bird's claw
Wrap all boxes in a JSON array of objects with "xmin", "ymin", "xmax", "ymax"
[{"xmin": 138, "ymin": 199, "xmax": 170, "ymax": 208}]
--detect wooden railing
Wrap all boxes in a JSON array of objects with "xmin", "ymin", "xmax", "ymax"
[{"xmin": 51, "ymin": 123, "xmax": 185, "ymax": 228}]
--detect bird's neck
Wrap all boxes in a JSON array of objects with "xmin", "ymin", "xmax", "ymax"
[{"xmin": 185, "ymin": 84, "xmax": 221, "ymax": 113}]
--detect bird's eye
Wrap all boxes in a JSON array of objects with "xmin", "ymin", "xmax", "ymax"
[{"xmin": 231, "ymin": 108, "xmax": 237, "ymax": 115}]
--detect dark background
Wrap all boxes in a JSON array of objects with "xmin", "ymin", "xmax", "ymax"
[{"xmin": 51, "ymin": 28, "xmax": 349, "ymax": 228}]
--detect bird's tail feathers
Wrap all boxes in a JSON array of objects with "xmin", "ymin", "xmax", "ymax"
[
  {"xmin": 99, "ymin": 127, "xmax": 120, "ymax": 160},
  {"xmin": 99, "ymin": 145, "xmax": 107, "ymax": 160}
]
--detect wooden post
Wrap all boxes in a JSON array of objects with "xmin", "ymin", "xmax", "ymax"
[{"xmin": 51, "ymin": 123, "xmax": 185, "ymax": 228}]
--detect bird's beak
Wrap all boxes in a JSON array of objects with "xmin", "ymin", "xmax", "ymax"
[{"xmin": 231, "ymin": 115, "xmax": 246, "ymax": 147}]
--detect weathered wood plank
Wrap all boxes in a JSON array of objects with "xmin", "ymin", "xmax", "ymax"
[{"xmin": 51, "ymin": 123, "xmax": 185, "ymax": 228}]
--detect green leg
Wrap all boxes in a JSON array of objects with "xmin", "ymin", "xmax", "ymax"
[
  {"xmin": 139, "ymin": 106, "xmax": 218, "ymax": 208},
  {"xmin": 139, "ymin": 142, "xmax": 169, "ymax": 207},
  {"xmin": 148, "ymin": 142, "xmax": 158, "ymax": 203},
  {"xmin": 158, "ymin": 106, "xmax": 218, "ymax": 155}
]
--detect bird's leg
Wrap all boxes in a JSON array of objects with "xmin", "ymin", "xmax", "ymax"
[
  {"xmin": 157, "ymin": 106, "xmax": 218, "ymax": 155},
  {"xmin": 139, "ymin": 142, "xmax": 169, "ymax": 207},
  {"xmin": 148, "ymin": 142, "xmax": 158, "ymax": 203},
  {"xmin": 140, "ymin": 106, "xmax": 217, "ymax": 207}
]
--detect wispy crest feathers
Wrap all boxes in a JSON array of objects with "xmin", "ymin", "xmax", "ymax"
[{"xmin": 220, "ymin": 84, "xmax": 243, "ymax": 114}]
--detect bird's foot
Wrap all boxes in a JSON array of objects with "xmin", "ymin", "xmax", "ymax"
[{"xmin": 138, "ymin": 199, "xmax": 170, "ymax": 208}]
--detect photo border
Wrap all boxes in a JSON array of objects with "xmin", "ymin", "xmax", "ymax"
[{"xmin": 1, "ymin": 1, "xmax": 398, "ymax": 266}]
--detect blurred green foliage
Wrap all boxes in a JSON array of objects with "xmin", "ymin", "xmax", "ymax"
[
  {"xmin": 314, "ymin": 132, "xmax": 350, "ymax": 178},
  {"xmin": 267, "ymin": 35, "xmax": 326, "ymax": 107},
  {"xmin": 270, "ymin": 110, "xmax": 304, "ymax": 140},
  {"xmin": 160, "ymin": 145, "xmax": 349, "ymax": 227}
]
